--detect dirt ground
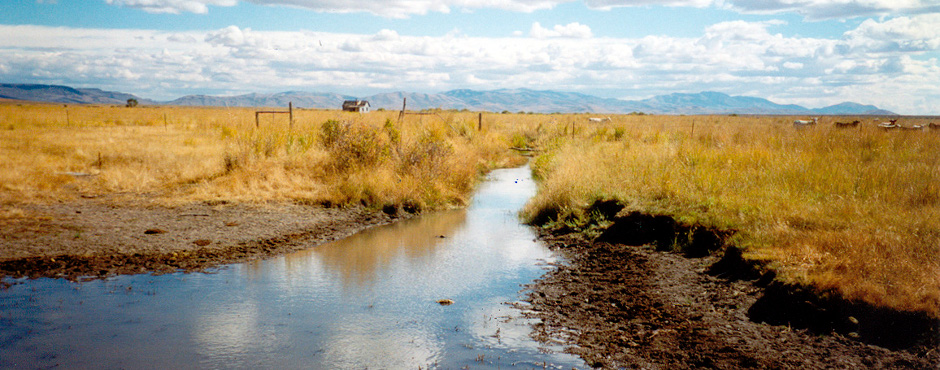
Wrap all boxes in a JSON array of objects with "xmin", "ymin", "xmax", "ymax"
[
  {"xmin": 0, "ymin": 198, "xmax": 406, "ymax": 281},
  {"xmin": 519, "ymin": 230, "xmax": 940, "ymax": 369}
]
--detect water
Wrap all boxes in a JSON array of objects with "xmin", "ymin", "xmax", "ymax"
[{"xmin": 0, "ymin": 165, "xmax": 585, "ymax": 369}]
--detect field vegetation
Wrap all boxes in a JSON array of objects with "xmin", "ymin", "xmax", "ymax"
[
  {"xmin": 2, "ymin": 102, "xmax": 937, "ymax": 318},
  {"xmin": 521, "ymin": 114, "xmax": 940, "ymax": 317},
  {"xmin": 0, "ymin": 103, "xmax": 529, "ymax": 212}
]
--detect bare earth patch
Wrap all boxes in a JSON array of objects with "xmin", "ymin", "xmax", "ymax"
[
  {"xmin": 0, "ymin": 198, "xmax": 406, "ymax": 280},
  {"xmin": 518, "ymin": 230, "xmax": 939, "ymax": 369}
]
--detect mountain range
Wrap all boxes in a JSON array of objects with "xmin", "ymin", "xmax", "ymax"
[{"xmin": 0, "ymin": 83, "xmax": 896, "ymax": 116}]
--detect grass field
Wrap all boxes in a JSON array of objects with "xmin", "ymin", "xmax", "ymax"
[
  {"xmin": 1, "ymin": 102, "xmax": 937, "ymax": 317},
  {"xmin": 521, "ymin": 114, "xmax": 940, "ymax": 317},
  {"xmin": 0, "ymin": 103, "xmax": 528, "ymax": 210}
]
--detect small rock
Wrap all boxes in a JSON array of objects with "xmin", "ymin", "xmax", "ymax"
[
  {"xmin": 847, "ymin": 316, "xmax": 859, "ymax": 325},
  {"xmin": 193, "ymin": 239, "xmax": 212, "ymax": 246},
  {"xmin": 437, "ymin": 299, "xmax": 454, "ymax": 306},
  {"xmin": 144, "ymin": 228, "xmax": 166, "ymax": 235}
]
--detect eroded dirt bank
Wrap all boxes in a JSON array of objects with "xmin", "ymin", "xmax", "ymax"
[
  {"xmin": 0, "ymin": 200, "xmax": 408, "ymax": 281},
  {"xmin": 518, "ymin": 229, "xmax": 939, "ymax": 369}
]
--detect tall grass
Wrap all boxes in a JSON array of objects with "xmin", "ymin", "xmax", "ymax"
[
  {"xmin": 0, "ymin": 103, "xmax": 525, "ymax": 210},
  {"xmin": 522, "ymin": 115, "xmax": 940, "ymax": 316}
]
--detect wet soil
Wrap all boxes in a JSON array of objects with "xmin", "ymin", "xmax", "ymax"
[
  {"xmin": 0, "ymin": 199, "xmax": 408, "ymax": 281},
  {"xmin": 519, "ymin": 229, "xmax": 939, "ymax": 369}
]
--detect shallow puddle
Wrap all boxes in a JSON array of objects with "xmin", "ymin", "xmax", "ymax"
[{"xmin": 1, "ymin": 165, "xmax": 585, "ymax": 369}]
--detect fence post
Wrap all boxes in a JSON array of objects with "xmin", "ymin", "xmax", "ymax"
[
  {"xmin": 478, "ymin": 112, "xmax": 482, "ymax": 131},
  {"xmin": 255, "ymin": 111, "xmax": 260, "ymax": 128},
  {"xmin": 398, "ymin": 98, "xmax": 407, "ymax": 123},
  {"xmin": 289, "ymin": 102, "xmax": 293, "ymax": 129}
]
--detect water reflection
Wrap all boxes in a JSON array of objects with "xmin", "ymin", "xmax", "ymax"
[
  {"xmin": 192, "ymin": 301, "xmax": 262, "ymax": 362},
  {"xmin": 1, "ymin": 166, "xmax": 585, "ymax": 369},
  {"xmin": 294, "ymin": 209, "xmax": 466, "ymax": 288}
]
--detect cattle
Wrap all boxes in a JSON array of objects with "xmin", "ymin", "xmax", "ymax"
[
  {"xmin": 834, "ymin": 120, "xmax": 860, "ymax": 128},
  {"xmin": 877, "ymin": 119, "xmax": 900, "ymax": 130},
  {"xmin": 793, "ymin": 117, "xmax": 818, "ymax": 127}
]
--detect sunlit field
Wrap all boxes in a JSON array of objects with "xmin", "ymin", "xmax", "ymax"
[
  {"xmin": 0, "ymin": 103, "xmax": 527, "ymax": 210},
  {"xmin": 521, "ymin": 114, "xmax": 940, "ymax": 317},
  {"xmin": 2, "ymin": 102, "xmax": 938, "ymax": 317}
]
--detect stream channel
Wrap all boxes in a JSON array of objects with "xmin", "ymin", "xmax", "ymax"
[{"xmin": 1, "ymin": 165, "xmax": 586, "ymax": 369}]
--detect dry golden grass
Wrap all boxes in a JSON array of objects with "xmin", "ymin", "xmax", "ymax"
[
  {"xmin": 522, "ymin": 115, "xmax": 940, "ymax": 316},
  {"xmin": 0, "ymin": 103, "xmax": 527, "ymax": 211}
]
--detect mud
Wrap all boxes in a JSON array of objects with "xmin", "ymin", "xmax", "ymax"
[
  {"xmin": 0, "ymin": 199, "xmax": 409, "ymax": 281},
  {"xmin": 518, "ymin": 228, "xmax": 939, "ymax": 369}
]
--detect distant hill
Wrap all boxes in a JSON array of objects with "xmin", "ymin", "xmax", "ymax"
[
  {"xmin": 0, "ymin": 83, "xmax": 897, "ymax": 115},
  {"xmin": 809, "ymin": 102, "xmax": 895, "ymax": 116},
  {"xmin": 173, "ymin": 89, "xmax": 895, "ymax": 116},
  {"xmin": 166, "ymin": 91, "xmax": 356, "ymax": 108},
  {"xmin": 0, "ymin": 83, "xmax": 154, "ymax": 105},
  {"xmin": 638, "ymin": 91, "xmax": 808, "ymax": 115}
]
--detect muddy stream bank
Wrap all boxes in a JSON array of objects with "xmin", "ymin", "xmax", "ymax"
[{"xmin": 518, "ymin": 214, "xmax": 939, "ymax": 369}]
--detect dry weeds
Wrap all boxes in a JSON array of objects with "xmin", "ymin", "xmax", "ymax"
[
  {"xmin": 522, "ymin": 115, "xmax": 940, "ymax": 317},
  {"xmin": 0, "ymin": 104, "xmax": 528, "ymax": 210}
]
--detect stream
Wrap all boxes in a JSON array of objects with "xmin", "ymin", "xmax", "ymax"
[{"xmin": 1, "ymin": 165, "xmax": 585, "ymax": 369}]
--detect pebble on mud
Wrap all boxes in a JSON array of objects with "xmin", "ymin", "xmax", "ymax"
[
  {"xmin": 437, "ymin": 299, "xmax": 455, "ymax": 306},
  {"xmin": 144, "ymin": 228, "xmax": 166, "ymax": 234},
  {"xmin": 193, "ymin": 239, "xmax": 212, "ymax": 246}
]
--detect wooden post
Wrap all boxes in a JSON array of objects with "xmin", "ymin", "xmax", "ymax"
[
  {"xmin": 288, "ymin": 101, "xmax": 293, "ymax": 129},
  {"xmin": 398, "ymin": 98, "xmax": 407, "ymax": 123},
  {"xmin": 255, "ymin": 111, "xmax": 260, "ymax": 128},
  {"xmin": 65, "ymin": 108, "xmax": 70, "ymax": 126},
  {"xmin": 478, "ymin": 112, "xmax": 482, "ymax": 131},
  {"xmin": 690, "ymin": 118, "xmax": 695, "ymax": 137}
]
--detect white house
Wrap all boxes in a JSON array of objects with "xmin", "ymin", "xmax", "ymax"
[{"xmin": 342, "ymin": 100, "xmax": 370, "ymax": 113}]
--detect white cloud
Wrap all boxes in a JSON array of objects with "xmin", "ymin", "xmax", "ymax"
[
  {"xmin": 372, "ymin": 29, "xmax": 401, "ymax": 41},
  {"xmin": 722, "ymin": 0, "xmax": 940, "ymax": 20},
  {"xmin": 529, "ymin": 22, "xmax": 593, "ymax": 39},
  {"xmin": 105, "ymin": 0, "xmax": 238, "ymax": 14},
  {"xmin": 584, "ymin": 0, "xmax": 713, "ymax": 9},
  {"xmin": 1, "ymin": 21, "xmax": 939, "ymax": 114},
  {"xmin": 841, "ymin": 14, "xmax": 940, "ymax": 52},
  {"xmin": 100, "ymin": 0, "xmax": 940, "ymax": 21},
  {"xmin": 107, "ymin": 0, "xmax": 566, "ymax": 17},
  {"xmin": 206, "ymin": 25, "xmax": 249, "ymax": 47}
]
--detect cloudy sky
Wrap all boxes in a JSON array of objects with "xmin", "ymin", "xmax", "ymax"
[{"xmin": 2, "ymin": 0, "xmax": 939, "ymax": 114}]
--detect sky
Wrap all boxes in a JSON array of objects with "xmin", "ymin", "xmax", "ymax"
[{"xmin": 1, "ymin": 1, "xmax": 939, "ymax": 114}]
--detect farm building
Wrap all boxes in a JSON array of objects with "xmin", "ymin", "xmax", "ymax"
[{"xmin": 342, "ymin": 100, "xmax": 370, "ymax": 113}]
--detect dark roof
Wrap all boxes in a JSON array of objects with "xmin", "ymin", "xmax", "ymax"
[{"xmin": 342, "ymin": 100, "xmax": 369, "ymax": 109}]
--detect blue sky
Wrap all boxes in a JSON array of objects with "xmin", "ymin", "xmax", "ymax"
[{"xmin": 2, "ymin": 0, "xmax": 939, "ymax": 114}]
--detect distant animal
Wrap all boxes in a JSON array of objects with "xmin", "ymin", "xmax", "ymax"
[
  {"xmin": 793, "ymin": 117, "xmax": 818, "ymax": 127},
  {"xmin": 588, "ymin": 116, "xmax": 611, "ymax": 123},
  {"xmin": 901, "ymin": 124, "xmax": 925, "ymax": 131},
  {"xmin": 834, "ymin": 120, "xmax": 860, "ymax": 128},
  {"xmin": 878, "ymin": 119, "xmax": 900, "ymax": 130},
  {"xmin": 928, "ymin": 123, "xmax": 940, "ymax": 130}
]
